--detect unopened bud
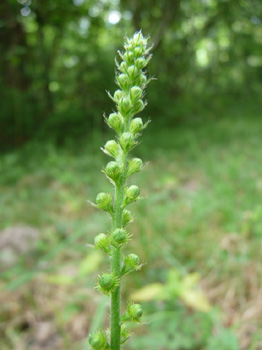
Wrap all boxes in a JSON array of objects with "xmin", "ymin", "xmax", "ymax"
[
  {"xmin": 126, "ymin": 51, "xmax": 135, "ymax": 64},
  {"xmin": 114, "ymin": 89, "xmax": 123, "ymax": 102},
  {"xmin": 127, "ymin": 65, "xmax": 138, "ymax": 80},
  {"xmin": 94, "ymin": 233, "xmax": 111, "ymax": 254},
  {"xmin": 111, "ymin": 228, "xmax": 129, "ymax": 247},
  {"xmin": 89, "ymin": 331, "xmax": 109, "ymax": 350},
  {"xmin": 135, "ymin": 57, "xmax": 146, "ymax": 69},
  {"xmin": 107, "ymin": 113, "xmax": 123, "ymax": 133},
  {"xmin": 104, "ymin": 140, "xmax": 120, "ymax": 158},
  {"xmin": 97, "ymin": 273, "xmax": 119, "ymax": 295},
  {"xmin": 127, "ymin": 158, "xmax": 143, "ymax": 176},
  {"xmin": 105, "ymin": 161, "xmax": 121, "ymax": 182},
  {"xmin": 128, "ymin": 303, "xmax": 143, "ymax": 321},
  {"xmin": 122, "ymin": 209, "xmax": 133, "ymax": 226},
  {"xmin": 118, "ymin": 97, "xmax": 132, "ymax": 116},
  {"xmin": 119, "ymin": 132, "xmax": 136, "ymax": 152},
  {"xmin": 133, "ymin": 99, "xmax": 145, "ymax": 114},
  {"xmin": 119, "ymin": 61, "xmax": 127, "ymax": 72},
  {"xmin": 96, "ymin": 192, "xmax": 112, "ymax": 211},
  {"xmin": 130, "ymin": 118, "xmax": 143, "ymax": 134},
  {"xmin": 130, "ymin": 86, "xmax": 142, "ymax": 103},
  {"xmin": 126, "ymin": 185, "xmax": 140, "ymax": 202},
  {"xmin": 122, "ymin": 253, "xmax": 141, "ymax": 275},
  {"xmin": 120, "ymin": 324, "xmax": 131, "ymax": 344},
  {"xmin": 137, "ymin": 74, "xmax": 147, "ymax": 87},
  {"xmin": 117, "ymin": 73, "xmax": 130, "ymax": 90},
  {"xmin": 122, "ymin": 303, "xmax": 143, "ymax": 323},
  {"xmin": 134, "ymin": 46, "xmax": 143, "ymax": 57}
]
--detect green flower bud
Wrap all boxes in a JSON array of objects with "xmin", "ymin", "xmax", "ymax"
[
  {"xmin": 122, "ymin": 209, "xmax": 133, "ymax": 226},
  {"xmin": 107, "ymin": 113, "xmax": 123, "ymax": 133},
  {"xmin": 130, "ymin": 118, "xmax": 143, "ymax": 134},
  {"xmin": 89, "ymin": 331, "xmax": 109, "ymax": 350},
  {"xmin": 127, "ymin": 158, "xmax": 143, "ymax": 176},
  {"xmin": 94, "ymin": 233, "xmax": 111, "ymax": 254},
  {"xmin": 96, "ymin": 192, "xmax": 112, "ymax": 211},
  {"xmin": 119, "ymin": 132, "xmax": 136, "ymax": 152},
  {"xmin": 135, "ymin": 57, "xmax": 146, "ymax": 69},
  {"xmin": 122, "ymin": 303, "xmax": 143, "ymax": 323},
  {"xmin": 130, "ymin": 86, "xmax": 142, "ymax": 103},
  {"xmin": 118, "ymin": 96, "xmax": 132, "ymax": 116},
  {"xmin": 127, "ymin": 65, "xmax": 139, "ymax": 80},
  {"xmin": 125, "ymin": 185, "xmax": 140, "ymax": 204},
  {"xmin": 104, "ymin": 140, "xmax": 120, "ymax": 158},
  {"xmin": 134, "ymin": 46, "xmax": 143, "ymax": 58},
  {"xmin": 105, "ymin": 161, "xmax": 121, "ymax": 182},
  {"xmin": 97, "ymin": 273, "xmax": 119, "ymax": 295},
  {"xmin": 119, "ymin": 61, "xmax": 127, "ymax": 73},
  {"xmin": 133, "ymin": 99, "xmax": 145, "ymax": 114},
  {"xmin": 122, "ymin": 253, "xmax": 141, "ymax": 275},
  {"xmin": 126, "ymin": 51, "xmax": 135, "ymax": 64},
  {"xmin": 128, "ymin": 303, "xmax": 143, "ymax": 321},
  {"xmin": 117, "ymin": 73, "xmax": 130, "ymax": 90},
  {"xmin": 114, "ymin": 89, "xmax": 123, "ymax": 102},
  {"xmin": 120, "ymin": 324, "xmax": 131, "ymax": 344},
  {"xmin": 137, "ymin": 74, "xmax": 147, "ymax": 87},
  {"xmin": 111, "ymin": 228, "xmax": 129, "ymax": 247},
  {"xmin": 133, "ymin": 32, "xmax": 147, "ymax": 47}
]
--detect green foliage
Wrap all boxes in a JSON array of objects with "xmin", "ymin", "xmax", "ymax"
[
  {"xmin": 1, "ymin": 0, "xmax": 262, "ymax": 150},
  {"xmin": 1, "ymin": 107, "xmax": 262, "ymax": 349}
]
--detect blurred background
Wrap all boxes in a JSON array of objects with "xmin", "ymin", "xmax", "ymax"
[{"xmin": 1, "ymin": 0, "xmax": 262, "ymax": 349}]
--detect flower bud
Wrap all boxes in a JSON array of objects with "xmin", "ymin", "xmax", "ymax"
[
  {"xmin": 130, "ymin": 118, "xmax": 143, "ymax": 134},
  {"xmin": 105, "ymin": 161, "xmax": 121, "ymax": 182},
  {"xmin": 122, "ymin": 209, "xmax": 133, "ymax": 226},
  {"xmin": 135, "ymin": 57, "xmax": 146, "ymax": 69},
  {"xmin": 127, "ymin": 158, "xmax": 143, "ymax": 176},
  {"xmin": 134, "ymin": 46, "xmax": 143, "ymax": 57},
  {"xmin": 113, "ymin": 89, "xmax": 123, "ymax": 102},
  {"xmin": 94, "ymin": 233, "xmax": 111, "ymax": 254},
  {"xmin": 118, "ymin": 96, "xmax": 132, "ymax": 116},
  {"xmin": 96, "ymin": 192, "xmax": 112, "ymax": 211},
  {"xmin": 126, "ymin": 51, "xmax": 135, "ymax": 64},
  {"xmin": 133, "ymin": 99, "xmax": 145, "ymax": 114},
  {"xmin": 119, "ymin": 61, "xmax": 127, "ymax": 73},
  {"xmin": 137, "ymin": 74, "xmax": 147, "ymax": 87},
  {"xmin": 122, "ymin": 303, "xmax": 143, "ymax": 323},
  {"xmin": 126, "ymin": 185, "xmax": 140, "ymax": 204},
  {"xmin": 104, "ymin": 140, "xmax": 120, "ymax": 158},
  {"xmin": 120, "ymin": 324, "xmax": 131, "ymax": 344},
  {"xmin": 122, "ymin": 253, "xmax": 141, "ymax": 275},
  {"xmin": 107, "ymin": 113, "xmax": 123, "ymax": 134},
  {"xmin": 89, "ymin": 331, "xmax": 109, "ymax": 350},
  {"xmin": 127, "ymin": 65, "xmax": 138, "ymax": 80},
  {"xmin": 128, "ymin": 303, "xmax": 143, "ymax": 321},
  {"xmin": 130, "ymin": 86, "xmax": 142, "ymax": 103},
  {"xmin": 119, "ymin": 132, "xmax": 136, "ymax": 152},
  {"xmin": 111, "ymin": 228, "xmax": 129, "ymax": 247},
  {"xmin": 97, "ymin": 273, "xmax": 119, "ymax": 295},
  {"xmin": 117, "ymin": 73, "xmax": 130, "ymax": 90}
]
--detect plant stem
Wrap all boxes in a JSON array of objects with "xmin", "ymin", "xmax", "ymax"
[{"xmin": 111, "ymin": 153, "xmax": 127, "ymax": 350}]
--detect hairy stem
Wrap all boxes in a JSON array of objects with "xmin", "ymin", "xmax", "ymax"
[{"xmin": 111, "ymin": 153, "xmax": 127, "ymax": 350}]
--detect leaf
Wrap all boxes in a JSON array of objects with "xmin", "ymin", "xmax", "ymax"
[
  {"xmin": 130, "ymin": 283, "xmax": 164, "ymax": 301},
  {"xmin": 47, "ymin": 274, "xmax": 75, "ymax": 285},
  {"xmin": 78, "ymin": 251, "xmax": 104, "ymax": 278},
  {"xmin": 181, "ymin": 290, "xmax": 211, "ymax": 312}
]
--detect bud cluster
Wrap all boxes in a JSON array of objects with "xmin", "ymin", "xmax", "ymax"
[{"xmin": 90, "ymin": 31, "xmax": 152, "ymax": 349}]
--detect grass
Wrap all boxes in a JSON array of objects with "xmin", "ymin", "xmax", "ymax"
[{"xmin": 1, "ymin": 105, "xmax": 262, "ymax": 349}]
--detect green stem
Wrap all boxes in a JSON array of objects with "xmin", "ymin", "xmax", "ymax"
[{"xmin": 111, "ymin": 154, "xmax": 127, "ymax": 350}]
